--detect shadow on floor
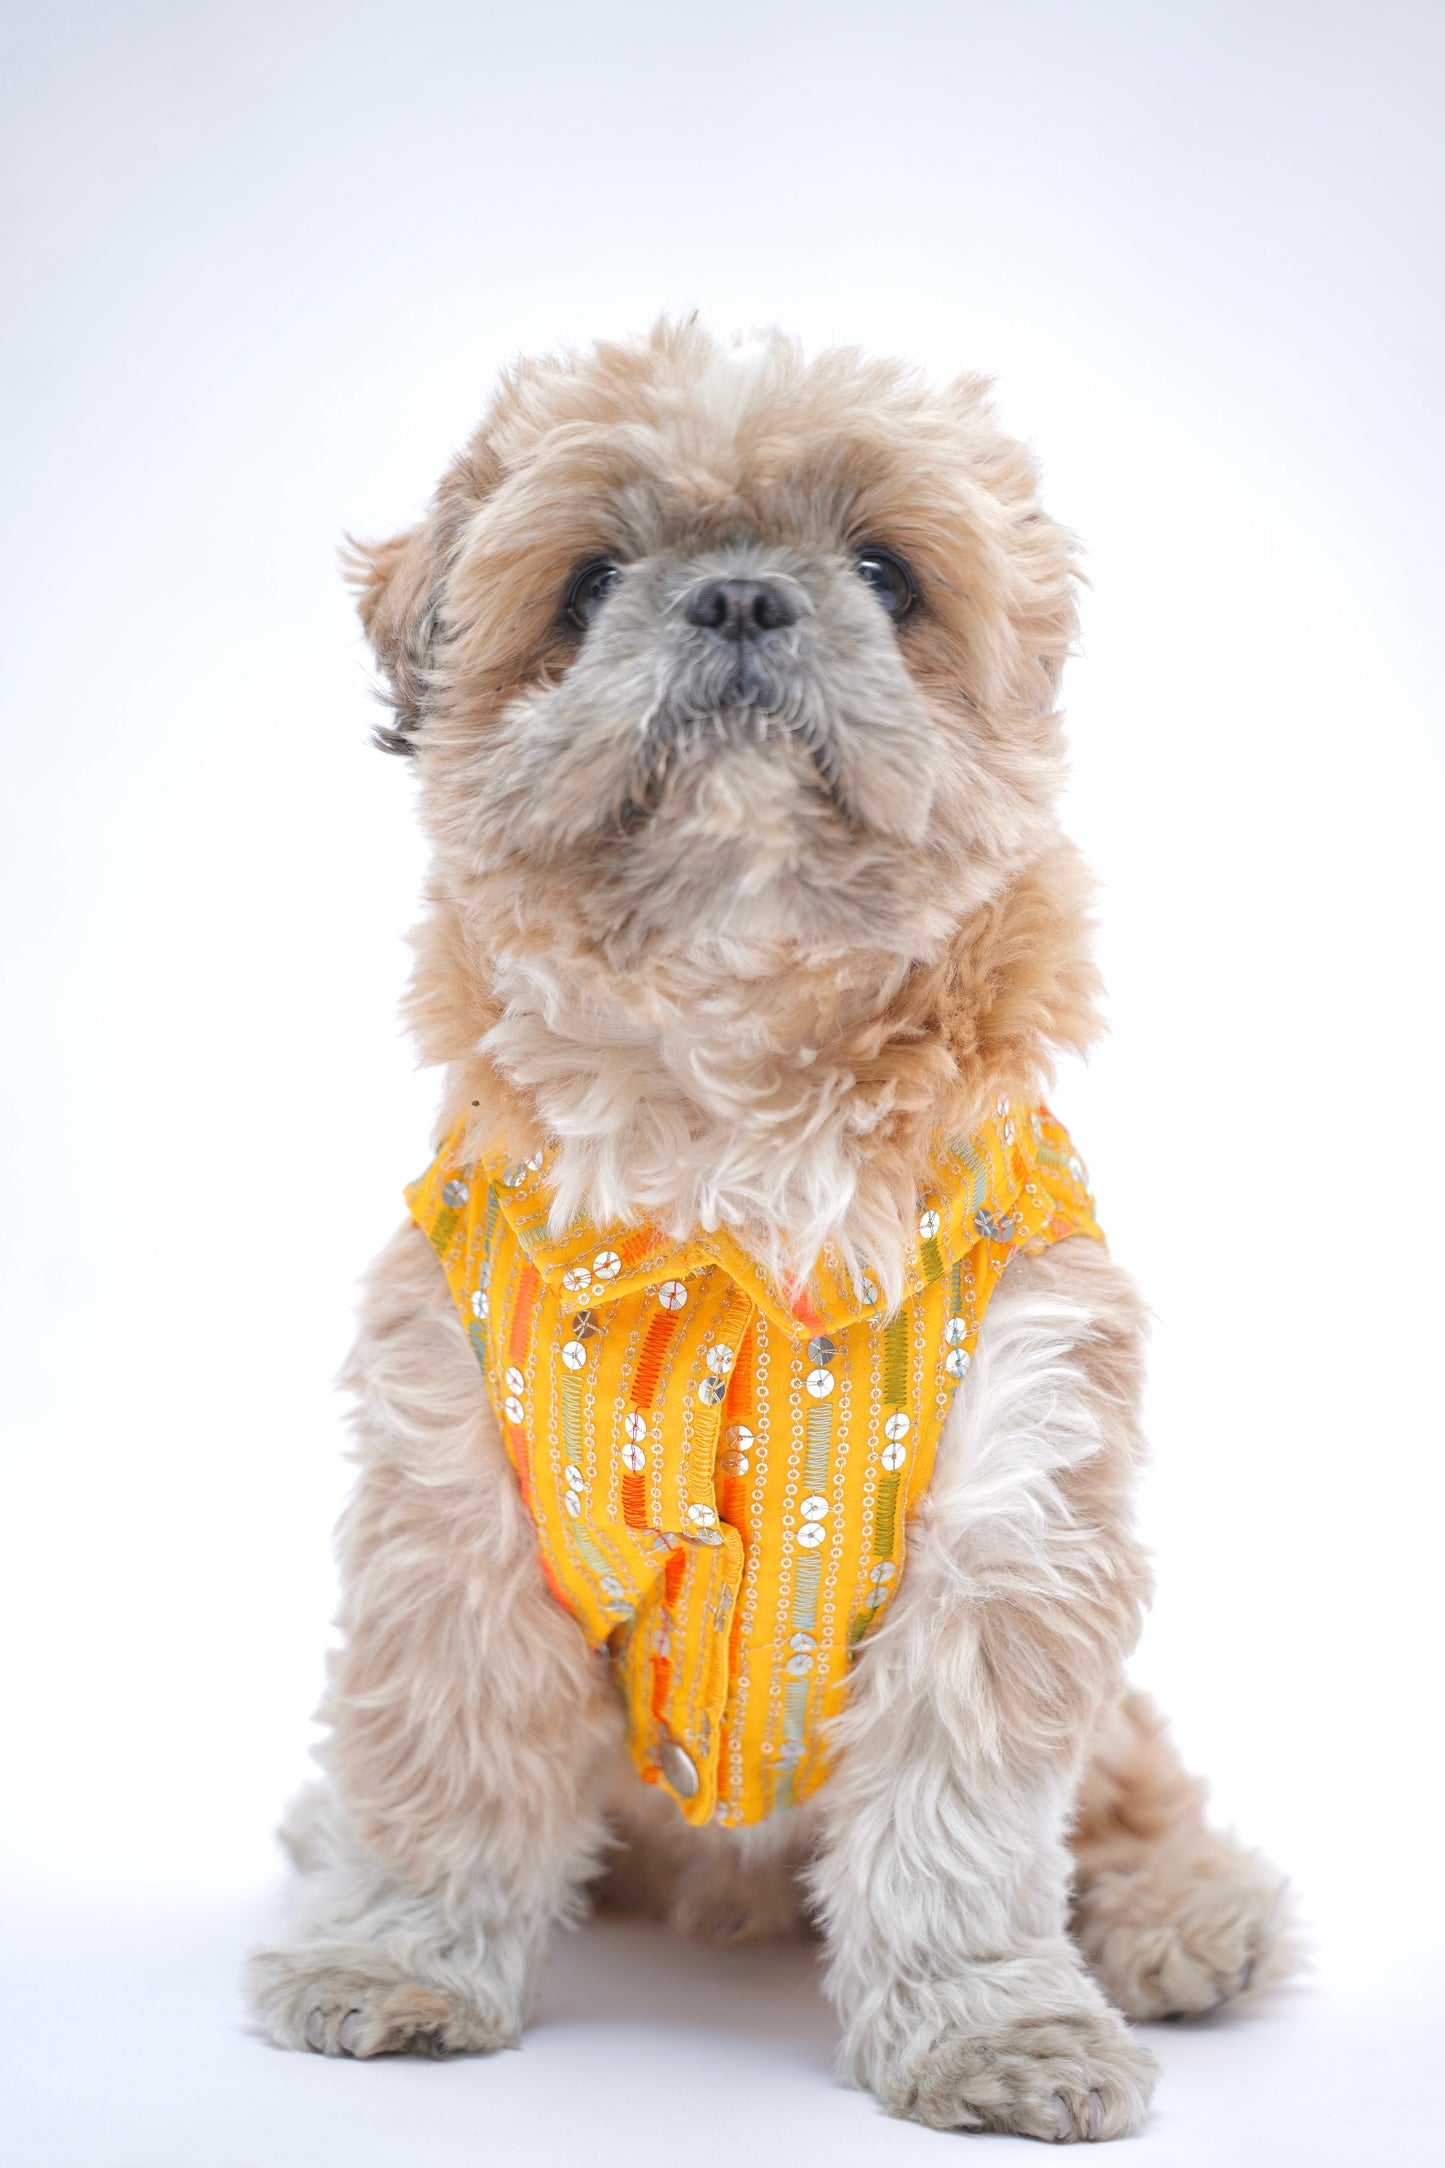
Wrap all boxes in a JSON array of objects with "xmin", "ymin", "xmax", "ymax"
[{"xmin": 533, "ymin": 1913, "xmax": 836, "ymax": 2067}]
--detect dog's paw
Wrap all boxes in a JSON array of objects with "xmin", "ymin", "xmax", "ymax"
[
  {"xmin": 246, "ymin": 1942, "xmax": 519, "ymax": 2058},
  {"xmin": 1074, "ymin": 1840, "xmax": 1298, "ymax": 2021},
  {"xmin": 847, "ymin": 1948, "xmax": 1156, "ymax": 2141}
]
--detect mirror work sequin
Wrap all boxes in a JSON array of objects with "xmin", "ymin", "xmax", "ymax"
[{"xmin": 406, "ymin": 1101, "xmax": 1102, "ymax": 1826}]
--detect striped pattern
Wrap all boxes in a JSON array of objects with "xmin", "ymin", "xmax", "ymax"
[{"xmin": 406, "ymin": 1099, "xmax": 1102, "ymax": 1826}]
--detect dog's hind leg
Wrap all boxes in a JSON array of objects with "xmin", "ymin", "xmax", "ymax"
[
  {"xmin": 1069, "ymin": 1689, "xmax": 1297, "ymax": 2020},
  {"xmin": 246, "ymin": 1223, "xmax": 618, "ymax": 2058},
  {"xmin": 809, "ymin": 1238, "xmax": 1159, "ymax": 2141}
]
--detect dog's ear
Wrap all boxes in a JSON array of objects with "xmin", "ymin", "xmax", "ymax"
[
  {"xmin": 342, "ymin": 521, "xmax": 448, "ymax": 756},
  {"xmin": 343, "ymin": 430, "xmax": 504, "ymax": 755}
]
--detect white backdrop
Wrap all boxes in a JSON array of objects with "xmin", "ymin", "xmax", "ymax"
[{"xmin": 2, "ymin": 4, "xmax": 1441, "ymax": 2163}]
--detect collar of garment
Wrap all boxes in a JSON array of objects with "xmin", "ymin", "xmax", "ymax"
[{"xmin": 451, "ymin": 1095, "xmax": 1080, "ymax": 1341}]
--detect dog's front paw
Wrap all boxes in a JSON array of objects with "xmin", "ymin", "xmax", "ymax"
[
  {"xmin": 846, "ymin": 1948, "xmax": 1156, "ymax": 2141},
  {"xmin": 246, "ymin": 1941, "xmax": 519, "ymax": 2059}
]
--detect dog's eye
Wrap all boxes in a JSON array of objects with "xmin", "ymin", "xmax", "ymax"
[
  {"xmin": 855, "ymin": 549, "xmax": 916, "ymax": 619},
  {"xmin": 566, "ymin": 561, "xmax": 622, "ymax": 628}
]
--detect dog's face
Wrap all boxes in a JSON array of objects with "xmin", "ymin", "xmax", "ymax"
[{"xmin": 355, "ymin": 324, "xmax": 1077, "ymax": 967}]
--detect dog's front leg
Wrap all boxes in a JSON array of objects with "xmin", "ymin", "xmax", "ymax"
[
  {"xmin": 247, "ymin": 1224, "xmax": 617, "ymax": 2058},
  {"xmin": 810, "ymin": 1239, "xmax": 1158, "ymax": 2141}
]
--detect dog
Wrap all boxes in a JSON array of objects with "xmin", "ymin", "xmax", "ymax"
[{"xmin": 246, "ymin": 321, "xmax": 1292, "ymax": 2140}]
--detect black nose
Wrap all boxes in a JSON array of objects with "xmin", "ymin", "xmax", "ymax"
[{"xmin": 683, "ymin": 577, "xmax": 799, "ymax": 641}]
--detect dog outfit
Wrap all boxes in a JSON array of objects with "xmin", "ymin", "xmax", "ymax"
[{"xmin": 407, "ymin": 1100, "xmax": 1101, "ymax": 1826}]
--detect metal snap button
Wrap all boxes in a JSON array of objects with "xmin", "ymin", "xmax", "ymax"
[{"xmin": 658, "ymin": 1738, "xmax": 699, "ymax": 1799}]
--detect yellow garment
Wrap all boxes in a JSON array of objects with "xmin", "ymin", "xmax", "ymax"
[{"xmin": 406, "ymin": 1099, "xmax": 1101, "ymax": 1827}]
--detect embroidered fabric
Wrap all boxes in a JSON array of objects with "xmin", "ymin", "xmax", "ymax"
[{"xmin": 406, "ymin": 1100, "xmax": 1102, "ymax": 1825}]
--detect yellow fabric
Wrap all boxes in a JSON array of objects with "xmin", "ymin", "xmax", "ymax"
[{"xmin": 406, "ymin": 1099, "xmax": 1102, "ymax": 1827}]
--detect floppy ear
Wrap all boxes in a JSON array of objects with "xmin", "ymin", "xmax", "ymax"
[{"xmin": 342, "ymin": 521, "xmax": 448, "ymax": 755}]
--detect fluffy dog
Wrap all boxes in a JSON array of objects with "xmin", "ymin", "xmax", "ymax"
[{"xmin": 247, "ymin": 322, "xmax": 1291, "ymax": 2140}]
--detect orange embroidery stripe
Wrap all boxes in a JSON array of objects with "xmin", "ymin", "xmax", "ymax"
[
  {"xmin": 500, "ymin": 1407, "xmax": 570, "ymax": 1616},
  {"xmin": 649, "ymin": 1548, "xmax": 690, "ymax": 1740},
  {"xmin": 719, "ymin": 1474, "xmax": 747, "ymax": 1532},
  {"xmin": 508, "ymin": 1262, "xmax": 542, "ymax": 1372},
  {"xmin": 790, "ymin": 1286, "xmax": 827, "ymax": 1332},
  {"xmin": 631, "ymin": 1309, "xmax": 679, "ymax": 1409},
  {"xmin": 621, "ymin": 1470, "xmax": 646, "ymax": 1527},
  {"xmin": 508, "ymin": 1420, "xmax": 534, "ymax": 1510},
  {"xmin": 503, "ymin": 1264, "xmax": 544, "ymax": 1517},
  {"xmin": 723, "ymin": 1328, "xmax": 754, "ymax": 1417},
  {"xmin": 703, "ymin": 1617, "xmax": 728, "ymax": 1726},
  {"xmin": 720, "ymin": 1325, "xmax": 754, "ymax": 1549},
  {"xmin": 617, "ymin": 1224, "xmax": 663, "ymax": 1268}
]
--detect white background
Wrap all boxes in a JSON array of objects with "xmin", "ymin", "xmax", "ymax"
[{"xmin": 2, "ymin": 3, "xmax": 1441, "ymax": 2162}]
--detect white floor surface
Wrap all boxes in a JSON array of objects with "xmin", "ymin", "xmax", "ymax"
[{"xmin": 3, "ymin": 1877, "xmax": 1438, "ymax": 2168}]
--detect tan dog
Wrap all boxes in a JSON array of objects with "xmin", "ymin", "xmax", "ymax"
[{"xmin": 247, "ymin": 322, "xmax": 1292, "ymax": 2140}]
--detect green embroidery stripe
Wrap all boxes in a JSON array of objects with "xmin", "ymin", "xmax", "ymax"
[
  {"xmin": 882, "ymin": 1313, "xmax": 909, "ymax": 1405},
  {"xmin": 950, "ymin": 1259, "xmax": 963, "ymax": 1311},
  {"xmin": 467, "ymin": 1321, "xmax": 488, "ymax": 1369},
  {"xmin": 873, "ymin": 1472, "xmax": 901, "ymax": 1557},
  {"xmin": 946, "ymin": 1133, "xmax": 988, "ymax": 1212},
  {"xmin": 777, "ymin": 1541, "xmax": 826, "ymax": 1808},
  {"xmin": 802, "ymin": 1405, "xmax": 833, "ymax": 1494},
  {"xmin": 427, "ymin": 1205, "xmax": 458, "ymax": 1256},
  {"xmin": 790, "ymin": 1555, "xmax": 823, "ymax": 1634},
  {"xmin": 772, "ymin": 1662, "xmax": 818, "ymax": 1813},
  {"xmin": 1036, "ymin": 1140, "xmax": 1090, "ymax": 1200},
  {"xmin": 920, "ymin": 1235, "xmax": 945, "ymax": 1281},
  {"xmin": 573, "ymin": 1527, "xmax": 614, "ymax": 1582},
  {"xmin": 783, "ymin": 1675, "xmax": 810, "ymax": 1741},
  {"xmin": 561, "ymin": 1373, "xmax": 584, "ymax": 1460}
]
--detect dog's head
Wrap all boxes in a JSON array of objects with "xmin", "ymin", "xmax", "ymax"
[{"xmin": 351, "ymin": 322, "xmax": 1079, "ymax": 968}]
